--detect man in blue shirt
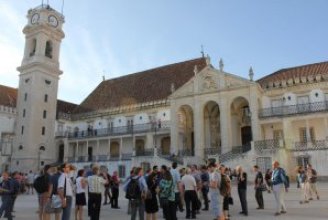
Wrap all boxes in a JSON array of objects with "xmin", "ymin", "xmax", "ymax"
[{"xmin": 271, "ymin": 161, "xmax": 287, "ymax": 216}]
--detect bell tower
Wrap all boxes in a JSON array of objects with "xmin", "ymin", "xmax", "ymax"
[{"xmin": 12, "ymin": 4, "xmax": 65, "ymax": 171}]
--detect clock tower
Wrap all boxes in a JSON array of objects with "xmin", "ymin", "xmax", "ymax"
[{"xmin": 12, "ymin": 4, "xmax": 65, "ymax": 171}]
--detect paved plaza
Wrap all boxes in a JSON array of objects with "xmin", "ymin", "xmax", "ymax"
[{"xmin": 13, "ymin": 182, "xmax": 328, "ymax": 220}]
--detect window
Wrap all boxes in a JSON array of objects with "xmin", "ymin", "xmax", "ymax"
[
  {"xmin": 24, "ymin": 93, "xmax": 27, "ymax": 101},
  {"xmin": 29, "ymin": 39, "xmax": 36, "ymax": 57},
  {"xmin": 45, "ymin": 41, "xmax": 53, "ymax": 58},
  {"xmin": 42, "ymin": 126, "xmax": 45, "ymax": 135},
  {"xmin": 118, "ymin": 165, "xmax": 126, "ymax": 178},
  {"xmin": 45, "ymin": 80, "xmax": 51, "ymax": 85},
  {"xmin": 44, "ymin": 94, "xmax": 48, "ymax": 102},
  {"xmin": 273, "ymin": 130, "xmax": 283, "ymax": 140},
  {"xmin": 43, "ymin": 110, "xmax": 47, "ymax": 119},
  {"xmin": 23, "ymin": 109, "xmax": 26, "ymax": 117},
  {"xmin": 21, "ymin": 126, "xmax": 24, "ymax": 135},
  {"xmin": 299, "ymin": 127, "xmax": 315, "ymax": 143}
]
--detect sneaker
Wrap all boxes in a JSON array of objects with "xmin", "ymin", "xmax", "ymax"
[
  {"xmin": 299, "ymin": 201, "xmax": 304, "ymax": 204},
  {"xmin": 274, "ymin": 212, "xmax": 280, "ymax": 216},
  {"xmin": 309, "ymin": 198, "xmax": 313, "ymax": 200},
  {"xmin": 305, "ymin": 200, "xmax": 309, "ymax": 203},
  {"xmin": 281, "ymin": 210, "xmax": 287, "ymax": 214}
]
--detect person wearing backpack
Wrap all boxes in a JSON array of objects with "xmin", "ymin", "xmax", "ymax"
[
  {"xmin": 123, "ymin": 167, "xmax": 148, "ymax": 220},
  {"xmin": 271, "ymin": 161, "xmax": 287, "ymax": 216}
]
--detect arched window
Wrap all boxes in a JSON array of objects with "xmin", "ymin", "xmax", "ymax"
[
  {"xmin": 30, "ymin": 39, "xmax": 36, "ymax": 57},
  {"xmin": 45, "ymin": 40, "xmax": 53, "ymax": 58}
]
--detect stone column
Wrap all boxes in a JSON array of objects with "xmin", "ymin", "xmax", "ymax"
[
  {"xmin": 324, "ymin": 118, "xmax": 328, "ymax": 138},
  {"xmin": 170, "ymin": 102, "xmax": 179, "ymax": 155},
  {"xmin": 120, "ymin": 138, "xmax": 123, "ymax": 160},
  {"xmin": 96, "ymin": 140, "xmax": 100, "ymax": 162},
  {"xmin": 281, "ymin": 119, "xmax": 293, "ymax": 174},
  {"xmin": 220, "ymin": 98, "xmax": 230, "ymax": 153},
  {"xmin": 108, "ymin": 139, "xmax": 111, "ymax": 159},
  {"xmin": 76, "ymin": 141, "xmax": 79, "ymax": 161},
  {"xmin": 194, "ymin": 97, "xmax": 204, "ymax": 159},
  {"xmin": 305, "ymin": 119, "xmax": 311, "ymax": 144},
  {"xmin": 249, "ymin": 86, "xmax": 261, "ymax": 141}
]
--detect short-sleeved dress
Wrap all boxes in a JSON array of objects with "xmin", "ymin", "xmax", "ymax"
[{"xmin": 75, "ymin": 176, "xmax": 86, "ymax": 206}]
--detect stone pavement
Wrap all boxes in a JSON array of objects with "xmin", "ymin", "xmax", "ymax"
[{"xmin": 13, "ymin": 182, "xmax": 328, "ymax": 220}]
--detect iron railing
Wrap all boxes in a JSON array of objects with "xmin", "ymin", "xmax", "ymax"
[
  {"xmin": 204, "ymin": 147, "xmax": 221, "ymax": 156},
  {"xmin": 293, "ymin": 140, "xmax": 328, "ymax": 151},
  {"xmin": 254, "ymin": 139, "xmax": 281, "ymax": 154},
  {"xmin": 178, "ymin": 149, "xmax": 193, "ymax": 156},
  {"xmin": 259, "ymin": 101, "xmax": 328, "ymax": 118},
  {"xmin": 121, "ymin": 153, "xmax": 133, "ymax": 160},
  {"xmin": 135, "ymin": 148, "xmax": 154, "ymax": 157},
  {"xmin": 57, "ymin": 121, "xmax": 170, "ymax": 139}
]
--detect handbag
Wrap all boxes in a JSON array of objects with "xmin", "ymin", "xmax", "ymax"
[
  {"xmin": 51, "ymin": 194, "xmax": 62, "ymax": 208},
  {"xmin": 228, "ymin": 196, "xmax": 234, "ymax": 205},
  {"xmin": 258, "ymin": 183, "xmax": 267, "ymax": 192}
]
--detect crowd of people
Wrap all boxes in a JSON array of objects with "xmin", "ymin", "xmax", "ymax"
[{"xmin": 0, "ymin": 161, "xmax": 320, "ymax": 220}]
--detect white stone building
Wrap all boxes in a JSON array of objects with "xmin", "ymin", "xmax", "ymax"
[{"xmin": 1, "ymin": 4, "xmax": 328, "ymax": 179}]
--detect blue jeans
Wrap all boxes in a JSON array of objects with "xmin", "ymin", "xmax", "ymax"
[
  {"xmin": 210, "ymin": 191, "xmax": 220, "ymax": 218},
  {"xmin": 62, "ymin": 196, "xmax": 72, "ymax": 220}
]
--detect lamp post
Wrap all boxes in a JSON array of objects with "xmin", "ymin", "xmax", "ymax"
[{"xmin": 38, "ymin": 146, "xmax": 45, "ymax": 171}]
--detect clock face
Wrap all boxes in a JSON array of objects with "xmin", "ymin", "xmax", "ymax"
[
  {"xmin": 31, "ymin": 13, "xmax": 39, "ymax": 24},
  {"xmin": 48, "ymin": 15, "xmax": 58, "ymax": 27}
]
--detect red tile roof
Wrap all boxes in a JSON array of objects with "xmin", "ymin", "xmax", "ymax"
[
  {"xmin": 0, "ymin": 85, "xmax": 17, "ymax": 107},
  {"xmin": 257, "ymin": 61, "xmax": 328, "ymax": 87},
  {"xmin": 0, "ymin": 84, "xmax": 77, "ymax": 113},
  {"xmin": 74, "ymin": 57, "xmax": 207, "ymax": 113}
]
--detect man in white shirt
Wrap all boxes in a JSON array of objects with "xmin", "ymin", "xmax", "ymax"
[
  {"xmin": 58, "ymin": 163, "xmax": 74, "ymax": 220},
  {"xmin": 181, "ymin": 168, "xmax": 197, "ymax": 219},
  {"xmin": 87, "ymin": 165, "xmax": 108, "ymax": 220}
]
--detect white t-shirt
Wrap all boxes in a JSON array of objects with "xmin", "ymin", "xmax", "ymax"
[
  {"xmin": 76, "ymin": 176, "xmax": 85, "ymax": 194},
  {"xmin": 181, "ymin": 174, "xmax": 196, "ymax": 191},
  {"xmin": 58, "ymin": 173, "xmax": 74, "ymax": 196}
]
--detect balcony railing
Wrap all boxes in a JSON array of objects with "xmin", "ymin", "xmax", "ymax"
[
  {"xmin": 259, "ymin": 101, "xmax": 328, "ymax": 118},
  {"xmin": 204, "ymin": 147, "xmax": 221, "ymax": 156},
  {"xmin": 57, "ymin": 121, "xmax": 170, "ymax": 139},
  {"xmin": 121, "ymin": 153, "xmax": 133, "ymax": 160},
  {"xmin": 135, "ymin": 148, "xmax": 154, "ymax": 157},
  {"xmin": 254, "ymin": 139, "xmax": 281, "ymax": 154},
  {"xmin": 178, "ymin": 149, "xmax": 193, "ymax": 156},
  {"xmin": 292, "ymin": 140, "xmax": 328, "ymax": 151}
]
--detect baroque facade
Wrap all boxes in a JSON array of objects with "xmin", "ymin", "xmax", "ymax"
[{"xmin": 1, "ymin": 4, "xmax": 328, "ymax": 179}]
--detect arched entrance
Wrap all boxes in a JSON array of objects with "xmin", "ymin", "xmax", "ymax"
[
  {"xmin": 230, "ymin": 97, "xmax": 252, "ymax": 151},
  {"xmin": 135, "ymin": 139, "xmax": 145, "ymax": 156},
  {"xmin": 178, "ymin": 105, "xmax": 194, "ymax": 156},
  {"xmin": 58, "ymin": 142, "xmax": 64, "ymax": 163},
  {"xmin": 204, "ymin": 101, "xmax": 221, "ymax": 154},
  {"xmin": 110, "ymin": 141, "xmax": 120, "ymax": 158},
  {"xmin": 160, "ymin": 137, "xmax": 171, "ymax": 155}
]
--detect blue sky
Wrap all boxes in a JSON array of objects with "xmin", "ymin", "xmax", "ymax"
[{"xmin": 0, "ymin": 0, "xmax": 327, "ymax": 104}]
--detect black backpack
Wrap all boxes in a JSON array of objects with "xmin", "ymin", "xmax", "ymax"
[
  {"xmin": 125, "ymin": 177, "xmax": 141, "ymax": 200},
  {"xmin": 33, "ymin": 175, "xmax": 49, "ymax": 194}
]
